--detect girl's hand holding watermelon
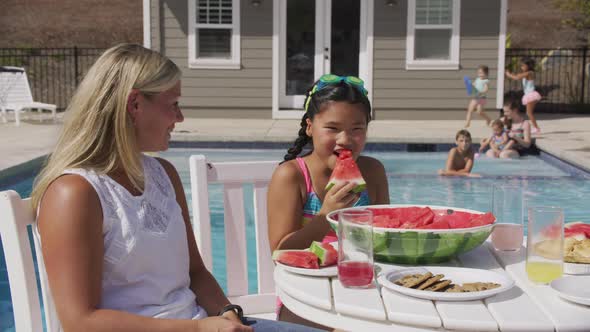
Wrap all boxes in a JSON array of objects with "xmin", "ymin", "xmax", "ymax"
[{"xmin": 318, "ymin": 181, "xmax": 360, "ymax": 216}]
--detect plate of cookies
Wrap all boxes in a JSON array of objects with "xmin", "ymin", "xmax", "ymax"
[{"xmin": 377, "ymin": 266, "xmax": 514, "ymax": 301}]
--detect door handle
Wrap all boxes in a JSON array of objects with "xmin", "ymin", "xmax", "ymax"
[{"xmin": 324, "ymin": 47, "xmax": 329, "ymax": 52}]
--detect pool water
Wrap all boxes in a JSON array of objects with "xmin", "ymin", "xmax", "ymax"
[{"xmin": 1, "ymin": 148, "xmax": 589, "ymax": 331}]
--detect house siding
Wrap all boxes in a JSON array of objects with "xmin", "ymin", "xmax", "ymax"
[
  {"xmin": 373, "ymin": 0, "xmax": 501, "ymax": 118},
  {"xmin": 155, "ymin": 0, "xmax": 273, "ymax": 118},
  {"xmin": 152, "ymin": 0, "xmax": 502, "ymax": 119}
]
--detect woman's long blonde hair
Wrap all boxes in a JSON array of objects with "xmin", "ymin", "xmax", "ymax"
[{"xmin": 31, "ymin": 43, "xmax": 181, "ymax": 209}]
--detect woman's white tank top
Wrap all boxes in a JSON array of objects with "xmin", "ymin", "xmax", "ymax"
[{"xmin": 58, "ymin": 155, "xmax": 206, "ymax": 320}]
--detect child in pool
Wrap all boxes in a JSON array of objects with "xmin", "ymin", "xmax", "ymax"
[
  {"xmin": 267, "ymin": 74, "xmax": 390, "ymax": 329},
  {"xmin": 464, "ymin": 65, "xmax": 492, "ymax": 128},
  {"xmin": 438, "ymin": 129, "xmax": 481, "ymax": 177},
  {"xmin": 505, "ymin": 57, "xmax": 542, "ymax": 134},
  {"xmin": 479, "ymin": 119, "xmax": 513, "ymax": 158}
]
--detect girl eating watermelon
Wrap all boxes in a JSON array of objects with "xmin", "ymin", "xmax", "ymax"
[{"xmin": 267, "ymin": 74, "xmax": 390, "ymax": 329}]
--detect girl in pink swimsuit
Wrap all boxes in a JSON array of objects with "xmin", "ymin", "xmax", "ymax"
[{"xmin": 267, "ymin": 75, "xmax": 390, "ymax": 329}]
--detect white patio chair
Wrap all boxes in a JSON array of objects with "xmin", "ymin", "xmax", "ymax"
[
  {"xmin": 0, "ymin": 66, "xmax": 57, "ymax": 126},
  {"xmin": 189, "ymin": 155, "xmax": 278, "ymax": 318},
  {"xmin": 0, "ymin": 190, "xmax": 60, "ymax": 332}
]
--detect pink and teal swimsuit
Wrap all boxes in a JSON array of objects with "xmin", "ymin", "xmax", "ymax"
[{"xmin": 296, "ymin": 157, "xmax": 370, "ymax": 242}]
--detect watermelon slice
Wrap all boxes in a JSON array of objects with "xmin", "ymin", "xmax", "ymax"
[
  {"xmin": 373, "ymin": 215, "xmax": 402, "ymax": 228},
  {"xmin": 309, "ymin": 241, "xmax": 338, "ymax": 266},
  {"xmin": 417, "ymin": 219, "xmax": 450, "ymax": 229},
  {"xmin": 469, "ymin": 212, "xmax": 496, "ymax": 227},
  {"xmin": 272, "ymin": 250, "xmax": 319, "ymax": 269},
  {"xmin": 325, "ymin": 150, "xmax": 366, "ymax": 193}
]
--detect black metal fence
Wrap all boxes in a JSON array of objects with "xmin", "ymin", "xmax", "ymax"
[
  {"xmin": 1, "ymin": 47, "xmax": 589, "ymax": 113},
  {"xmin": 0, "ymin": 48, "xmax": 105, "ymax": 110},
  {"xmin": 505, "ymin": 47, "xmax": 590, "ymax": 113}
]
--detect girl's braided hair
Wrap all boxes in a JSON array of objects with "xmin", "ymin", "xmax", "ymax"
[{"xmin": 283, "ymin": 80, "xmax": 372, "ymax": 162}]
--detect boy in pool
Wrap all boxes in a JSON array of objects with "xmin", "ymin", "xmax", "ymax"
[{"xmin": 438, "ymin": 129, "xmax": 481, "ymax": 177}]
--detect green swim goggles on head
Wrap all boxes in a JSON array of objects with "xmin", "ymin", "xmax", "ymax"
[{"xmin": 305, "ymin": 74, "xmax": 368, "ymax": 111}]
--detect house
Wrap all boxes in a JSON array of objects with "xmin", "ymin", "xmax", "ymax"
[{"xmin": 144, "ymin": 0, "xmax": 507, "ymax": 120}]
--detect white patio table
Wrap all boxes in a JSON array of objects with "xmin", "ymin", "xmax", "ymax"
[{"xmin": 274, "ymin": 242, "xmax": 590, "ymax": 331}]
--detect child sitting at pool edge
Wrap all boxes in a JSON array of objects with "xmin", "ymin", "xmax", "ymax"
[
  {"xmin": 438, "ymin": 129, "xmax": 481, "ymax": 177},
  {"xmin": 478, "ymin": 119, "xmax": 513, "ymax": 158}
]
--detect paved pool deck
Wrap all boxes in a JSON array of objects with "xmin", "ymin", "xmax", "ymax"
[{"xmin": 1, "ymin": 112, "xmax": 590, "ymax": 176}]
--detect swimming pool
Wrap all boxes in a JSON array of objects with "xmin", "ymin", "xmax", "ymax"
[{"xmin": 1, "ymin": 147, "xmax": 589, "ymax": 331}]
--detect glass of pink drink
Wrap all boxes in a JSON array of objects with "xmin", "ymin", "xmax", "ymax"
[
  {"xmin": 337, "ymin": 209, "xmax": 374, "ymax": 288},
  {"xmin": 491, "ymin": 185, "xmax": 524, "ymax": 251}
]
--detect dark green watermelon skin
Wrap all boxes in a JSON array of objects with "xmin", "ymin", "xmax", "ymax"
[
  {"xmin": 371, "ymin": 227, "xmax": 492, "ymax": 264},
  {"xmin": 328, "ymin": 208, "xmax": 494, "ymax": 264}
]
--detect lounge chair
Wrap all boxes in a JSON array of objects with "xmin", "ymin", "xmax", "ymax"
[{"xmin": 0, "ymin": 66, "xmax": 57, "ymax": 126}]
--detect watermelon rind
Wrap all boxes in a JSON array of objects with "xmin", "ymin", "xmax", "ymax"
[
  {"xmin": 327, "ymin": 204, "xmax": 494, "ymax": 264},
  {"xmin": 325, "ymin": 179, "xmax": 367, "ymax": 194},
  {"xmin": 309, "ymin": 241, "xmax": 337, "ymax": 266}
]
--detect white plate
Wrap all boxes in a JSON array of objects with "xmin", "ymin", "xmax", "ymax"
[
  {"xmin": 550, "ymin": 275, "xmax": 590, "ymax": 306},
  {"xmin": 274, "ymin": 242, "xmax": 338, "ymax": 277},
  {"xmin": 564, "ymin": 262, "xmax": 590, "ymax": 275},
  {"xmin": 377, "ymin": 266, "xmax": 514, "ymax": 301},
  {"xmin": 276, "ymin": 262, "xmax": 338, "ymax": 277}
]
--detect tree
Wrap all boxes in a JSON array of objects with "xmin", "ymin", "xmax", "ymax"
[{"xmin": 554, "ymin": 0, "xmax": 590, "ymax": 44}]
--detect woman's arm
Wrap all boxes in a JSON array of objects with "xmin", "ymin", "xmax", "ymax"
[{"xmin": 37, "ymin": 175, "xmax": 203, "ymax": 332}]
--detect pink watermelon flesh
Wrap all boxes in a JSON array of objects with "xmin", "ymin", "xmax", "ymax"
[
  {"xmin": 417, "ymin": 219, "xmax": 451, "ymax": 229},
  {"xmin": 273, "ymin": 250, "xmax": 319, "ymax": 269},
  {"xmin": 325, "ymin": 150, "xmax": 366, "ymax": 193},
  {"xmin": 368, "ymin": 207, "xmax": 495, "ymax": 229},
  {"xmin": 309, "ymin": 241, "xmax": 338, "ymax": 266},
  {"xmin": 373, "ymin": 215, "xmax": 402, "ymax": 228},
  {"xmin": 469, "ymin": 212, "xmax": 496, "ymax": 227}
]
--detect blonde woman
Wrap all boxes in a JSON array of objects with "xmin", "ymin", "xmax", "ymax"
[{"xmin": 32, "ymin": 44, "xmax": 318, "ymax": 332}]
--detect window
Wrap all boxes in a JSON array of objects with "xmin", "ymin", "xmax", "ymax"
[
  {"xmin": 406, "ymin": 0, "xmax": 460, "ymax": 70},
  {"xmin": 188, "ymin": 0, "xmax": 240, "ymax": 69}
]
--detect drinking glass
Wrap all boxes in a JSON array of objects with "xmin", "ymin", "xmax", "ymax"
[
  {"xmin": 491, "ymin": 184, "xmax": 524, "ymax": 251},
  {"xmin": 526, "ymin": 206, "xmax": 564, "ymax": 284},
  {"xmin": 337, "ymin": 209, "xmax": 374, "ymax": 288}
]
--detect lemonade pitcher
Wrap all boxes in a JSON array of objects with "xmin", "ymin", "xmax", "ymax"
[{"xmin": 526, "ymin": 206, "xmax": 564, "ymax": 284}]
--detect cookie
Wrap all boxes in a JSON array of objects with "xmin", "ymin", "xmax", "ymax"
[
  {"xmin": 424, "ymin": 279, "xmax": 451, "ymax": 292},
  {"xmin": 444, "ymin": 284, "xmax": 464, "ymax": 293},
  {"xmin": 395, "ymin": 272, "xmax": 433, "ymax": 288},
  {"xmin": 417, "ymin": 274, "xmax": 444, "ymax": 290},
  {"xmin": 461, "ymin": 282, "xmax": 501, "ymax": 292}
]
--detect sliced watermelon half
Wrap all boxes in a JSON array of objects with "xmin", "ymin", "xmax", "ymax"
[
  {"xmin": 272, "ymin": 250, "xmax": 319, "ymax": 269},
  {"xmin": 325, "ymin": 149, "xmax": 366, "ymax": 193},
  {"xmin": 309, "ymin": 241, "xmax": 338, "ymax": 266}
]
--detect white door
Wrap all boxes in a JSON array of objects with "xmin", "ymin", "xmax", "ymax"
[{"xmin": 276, "ymin": 0, "xmax": 370, "ymax": 116}]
